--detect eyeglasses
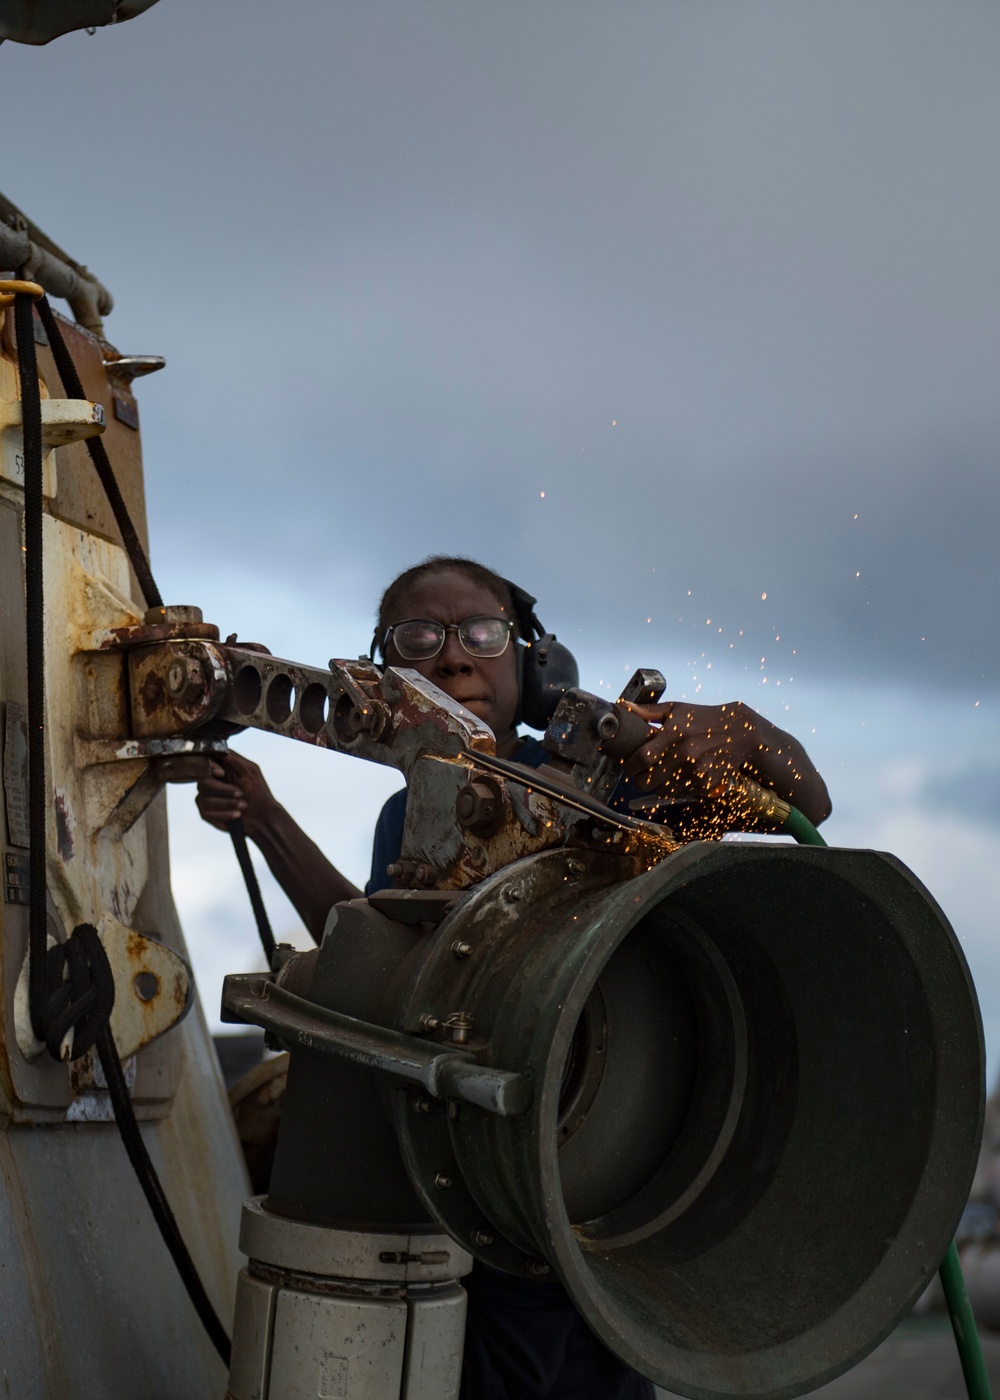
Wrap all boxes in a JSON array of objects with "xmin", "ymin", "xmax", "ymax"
[{"xmin": 384, "ymin": 615, "xmax": 514, "ymax": 661}]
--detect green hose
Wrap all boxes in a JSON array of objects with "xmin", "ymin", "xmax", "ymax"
[
  {"xmin": 782, "ymin": 804, "xmax": 828, "ymax": 848},
  {"xmin": 782, "ymin": 807, "xmax": 993, "ymax": 1400},
  {"xmin": 939, "ymin": 1240, "xmax": 994, "ymax": 1400}
]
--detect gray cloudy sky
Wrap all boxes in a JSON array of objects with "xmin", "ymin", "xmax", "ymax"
[{"xmin": 4, "ymin": 1, "xmax": 999, "ymax": 1061}]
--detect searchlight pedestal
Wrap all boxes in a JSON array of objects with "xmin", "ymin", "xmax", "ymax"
[{"xmin": 223, "ymin": 838, "xmax": 984, "ymax": 1400}]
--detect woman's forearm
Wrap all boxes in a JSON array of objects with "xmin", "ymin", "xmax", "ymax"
[{"xmin": 245, "ymin": 800, "xmax": 362, "ymax": 941}]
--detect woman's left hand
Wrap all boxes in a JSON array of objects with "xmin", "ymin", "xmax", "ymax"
[
  {"xmin": 621, "ymin": 700, "xmax": 759, "ymax": 799},
  {"xmin": 620, "ymin": 699, "xmax": 832, "ymax": 824}
]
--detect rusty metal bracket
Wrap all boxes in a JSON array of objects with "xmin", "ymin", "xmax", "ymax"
[
  {"xmin": 74, "ymin": 735, "xmax": 228, "ymax": 768},
  {"xmin": 109, "ymin": 635, "xmax": 496, "ymax": 779},
  {"xmin": 14, "ymin": 920, "xmax": 193, "ymax": 1063}
]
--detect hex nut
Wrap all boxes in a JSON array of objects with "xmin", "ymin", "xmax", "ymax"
[
  {"xmin": 455, "ymin": 777, "xmax": 504, "ymax": 837},
  {"xmin": 597, "ymin": 711, "xmax": 620, "ymax": 740}
]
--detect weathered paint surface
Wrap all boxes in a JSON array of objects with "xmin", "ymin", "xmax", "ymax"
[
  {"xmin": 42, "ymin": 511, "xmax": 150, "ymax": 931},
  {"xmin": 0, "ymin": 294, "xmax": 249, "ymax": 1396}
]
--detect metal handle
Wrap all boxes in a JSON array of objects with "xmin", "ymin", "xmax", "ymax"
[{"xmin": 221, "ymin": 973, "xmax": 531, "ymax": 1117}]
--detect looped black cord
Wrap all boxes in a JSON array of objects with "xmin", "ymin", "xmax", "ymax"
[
  {"xmin": 43, "ymin": 922, "xmax": 116, "ymax": 1061},
  {"xmin": 33, "ymin": 294, "xmax": 162, "ymax": 610},
  {"xmin": 228, "ymin": 818, "xmax": 276, "ymax": 965},
  {"xmin": 11, "ymin": 290, "xmax": 230, "ymax": 1368}
]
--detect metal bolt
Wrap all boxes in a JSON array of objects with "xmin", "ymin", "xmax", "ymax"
[
  {"xmin": 527, "ymin": 1259, "xmax": 551, "ymax": 1276},
  {"xmin": 473, "ymin": 1230, "xmax": 494, "ymax": 1246},
  {"xmin": 451, "ymin": 940, "xmax": 472, "ymax": 959},
  {"xmin": 443, "ymin": 1012, "xmax": 473, "ymax": 1045},
  {"xmin": 419, "ymin": 1014, "xmax": 440, "ymax": 1033},
  {"xmin": 270, "ymin": 942, "xmax": 298, "ymax": 974},
  {"xmin": 455, "ymin": 779, "xmax": 502, "ymax": 835},
  {"xmin": 143, "ymin": 604, "xmax": 203, "ymax": 627},
  {"xmin": 434, "ymin": 1174, "xmax": 452, "ymax": 1189},
  {"xmin": 332, "ymin": 690, "xmax": 389, "ymax": 743},
  {"xmin": 566, "ymin": 858, "xmax": 585, "ymax": 875},
  {"xmin": 597, "ymin": 711, "xmax": 620, "ymax": 740},
  {"xmin": 415, "ymin": 1097, "xmax": 434, "ymax": 1114},
  {"xmin": 503, "ymin": 884, "xmax": 524, "ymax": 903},
  {"xmin": 164, "ymin": 654, "xmax": 205, "ymax": 705}
]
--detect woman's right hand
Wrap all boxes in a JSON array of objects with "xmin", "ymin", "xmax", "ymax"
[{"xmin": 195, "ymin": 751, "xmax": 277, "ymax": 838}]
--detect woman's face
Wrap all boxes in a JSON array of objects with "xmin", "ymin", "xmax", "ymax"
[{"xmin": 382, "ymin": 569, "xmax": 521, "ymax": 756}]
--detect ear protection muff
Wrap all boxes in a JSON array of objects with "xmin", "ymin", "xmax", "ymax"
[{"xmin": 504, "ymin": 580, "xmax": 580, "ymax": 731}]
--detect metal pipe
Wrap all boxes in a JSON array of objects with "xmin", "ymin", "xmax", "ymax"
[
  {"xmin": 21, "ymin": 241, "xmax": 112, "ymax": 335},
  {"xmin": 0, "ymin": 222, "xmax": 30, "ymax": 273},
  {"xmin": 0, "ymin": 193, "xmax": 113, "ymax": 335},
  {"xmin": 221, "ymin": 973, "xmax": 531, "ymax": 1117}
]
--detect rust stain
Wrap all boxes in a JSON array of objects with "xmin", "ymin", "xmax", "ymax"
[
  {"xmin": 122, "ymin": 930, "xmax": 189, "ymax": 1040},
  {"xmin": 93, "ymin": 619, "xmax": 221, "ymax": 650},
  {"xmin": 53, "ymin": 790, "xmax": 74, "ymax": 862},
  {"xmin": 139, "ymin": 669, "xmax": 167, "ymax": 716}
]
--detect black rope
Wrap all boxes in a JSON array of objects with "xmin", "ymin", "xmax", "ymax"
[
  {"xmin": 34, "ymin": 295, "xmax": 162, "ymax": 610},
  {"xmin": 12, "ymin": 291, "xmax": 230, "ymax": 1368},
  {"xmin": 94, "ymin": 1019, "xmax": 232, "ymax": 1366},
  {"xmin": 228, "ymin": 819, "xmax": 276, "ymax": 965},
  {"xmin": 14, "ymin": 291, "xmax": 51, "ymax": 1045}
]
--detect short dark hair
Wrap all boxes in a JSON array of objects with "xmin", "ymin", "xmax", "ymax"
[{"xmin": 376, "ymin": 556, "xmax": 517, "ymax": 656}]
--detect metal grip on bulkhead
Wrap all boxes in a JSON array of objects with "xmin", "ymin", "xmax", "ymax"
[{"xmin": 261, "ymin": 841, "xmax": 984, "ymax": 1400}]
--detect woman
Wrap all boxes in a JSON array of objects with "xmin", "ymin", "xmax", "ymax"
[{"xmin": 197, "ymin": 554, "xmax": 830, "ymax": 1400}]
